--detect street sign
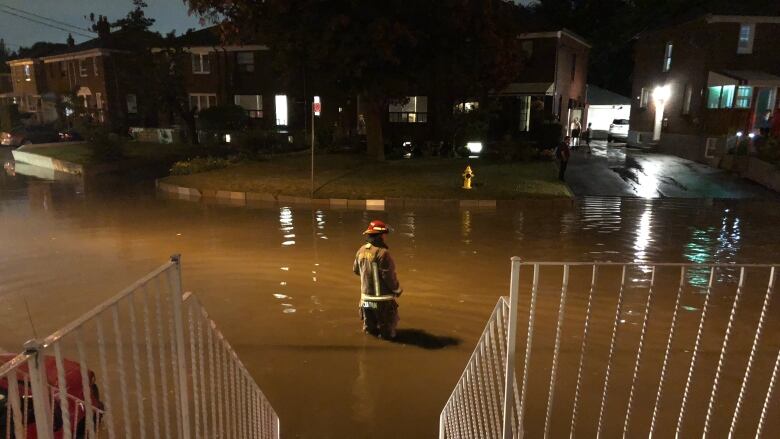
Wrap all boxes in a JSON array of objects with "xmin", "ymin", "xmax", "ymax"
[{"xmin": 313, "ymin": 96, "xmax": 321, "ymax": 116}]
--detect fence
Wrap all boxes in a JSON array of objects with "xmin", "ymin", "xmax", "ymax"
[
  {"xmin": 440, "ymin": 259, "xmax": 780, "ymax": 438},
  {"xmin": 0, "ymin": 255, "xmax": 280, "ymax": 439}
]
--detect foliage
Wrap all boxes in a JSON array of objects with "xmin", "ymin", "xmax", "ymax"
[
  {"xmin": 538, "ymin": 121, "xmax": 563, "ymax": 149},
  {"xmin": 82, "ymin": 125, "xmax": 126, "ymax": 162},
  {"xmin": 170, "ymin": 156, "xmax": 232, "ymax": 175},
  {"xmin": 111, "ymin": 0, "xmax": 156, "ymax": 31},
  {"xmin": 451, "ymin": 107, "xmax": 490, "ymax": 151},
  {"xmin": 186, "ymin": 0, "xmax": 526, "ymax": 159},
  {"xmin": 756, "ymin": 136, "xmax": 780, "ymax": 165},
  {"xmin": 236, "ymin": 129, "xmax": 282, "ymax": 156},
  {"xmin": 197, "ymin": 105, "xmax": 249, "ymax": 131},
  {"xmin": 484, "ymin": 137, "xmax": 539, "ymax": 162},
  {"xmin": 0, "ymin": 104, "xmax": 21, "ymax": 132}
]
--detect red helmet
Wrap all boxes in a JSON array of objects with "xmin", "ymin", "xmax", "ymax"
[{"xmin": 363, "ymin": 220, "xmax": 391, "ymax": 235}]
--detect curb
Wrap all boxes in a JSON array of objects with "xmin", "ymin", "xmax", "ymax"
[{"xmin": 155, "ymin": 179, "xmax": 560, "ymax": 210}]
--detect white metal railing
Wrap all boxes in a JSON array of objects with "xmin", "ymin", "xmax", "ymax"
[
  {"xmin": 0, "ymin": 255, "xmax": 280, "ymax": 439},
  {"xmin": 440, "ymin": 260, "xmax": 780, "ymax": 439}
]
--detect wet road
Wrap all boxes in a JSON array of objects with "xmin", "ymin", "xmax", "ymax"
[
  {"xmin": 1, "ymin": 147, "xmax": 780, "ymax": 438},
  {"xmin": 565, "ymin": 141, "xmax": 776, "ymax": 198}
]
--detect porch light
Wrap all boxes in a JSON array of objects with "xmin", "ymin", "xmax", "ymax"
[
  {"xmin": 748, "ymin": 133, "xmax": 755, "ymax": 139},
  {"xmin": 225, "ymin": 134, "xmax": 231, "ymax": 143},
  {"xmin": 466, "ymin": 142, "xmax": 483, "ymax": 154},
  {"xmin": 653, "ymin": 85, "xmax": 671, "ymax": 103},
  {"xmin": 736, "ymin": 131, "xmax": 743, "ymax": 137}
]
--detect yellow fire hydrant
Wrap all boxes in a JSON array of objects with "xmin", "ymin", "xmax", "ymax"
[{"xmin": 462, "ymin": 165, "xmax": 475, "ymax": 189}]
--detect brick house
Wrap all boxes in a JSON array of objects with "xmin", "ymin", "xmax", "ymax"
[
  {"xmin": 628, "ymin": 14, "xmax": 780, "ymax": 161},
  {"xmin": 171, "ymin": 26, "xmax": 589, "ymax": 149},
  {"xmin": 493, "ymin": 29, "xmax": 590, "ymax": 138},
  {"xmin": 167, "ymin": 27, "xmax": 356, "ymax": 140},
  {"xmin": 6, "ymin": 19, "xmax": 155, "ymax": 129}
]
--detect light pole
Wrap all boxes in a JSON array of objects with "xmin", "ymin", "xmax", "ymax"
[{"xmin": 652, "ymin": 85, "xmax": 671, "ymax": 142}]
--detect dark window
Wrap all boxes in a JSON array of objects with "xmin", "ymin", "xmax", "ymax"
[{"xmin": 571, "ymin": 54, "xmax": 576, "ymax": 80}]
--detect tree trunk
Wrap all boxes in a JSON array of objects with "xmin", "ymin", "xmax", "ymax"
[{"xmin": 364, "ymin": 99, "xmax": 385, "ymax": 160}]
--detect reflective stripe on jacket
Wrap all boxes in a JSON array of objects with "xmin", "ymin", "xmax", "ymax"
[{"xmin": 353, "ymin": 242, "xmax": 402, "ymax": 301}]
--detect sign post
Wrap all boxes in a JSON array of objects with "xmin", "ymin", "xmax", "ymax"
[{"xmin": 311, "ymin": 96, "xmax": 321, "ymax": 198}]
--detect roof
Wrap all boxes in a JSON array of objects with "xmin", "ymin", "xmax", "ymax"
[
  {"xmin": 711, "ymin": 70, "xmax": 780, "ymax": 87},
  {"xmin": 497, "ymin": 82, "xmax": 553, "ymax": 96},
  {"xmin": 48, "ymin": 29, "xmax": 162, "ymax": 57},
  {"xmin": 517, "ymin": 29, "xmax": 591, "ymax": 48},
  {"xmin": 586, "ymin": 85, "xmax": 631, "ymax": 106},
  {"xmin": 639, "ymin": 11, "xmax": 780, "ymax": 38},
  {"xmin": 8, "ymin": 43, "xmax": 68, "ymax": 63},
  {"xmin": 176, "ymin": 26, "xmax": 222, "ymax": 47}
]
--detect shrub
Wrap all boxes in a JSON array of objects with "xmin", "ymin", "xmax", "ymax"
[
  {"xmin": 0, "ymin": 104, "xmax": 21, "ymax": 132},
  {"xmin": 83, "ymin": 125, "xmax": 125, "ymax": 162},
  {"xmin": 197, "ymin": 105, "xmax": 249, "ymax": 131},
  {"xmin": 756, "ymin": 136, "xmax": 780, "ymax": 165},
  {"xmin": 485, "ymin": 137, "xmax": 539, "ymax": 162},
  {"xmin": 170, "ymin": 156, "xmax": 232, "ymax": 175},
  {"xmin": 538, "ymin": 121, "xmax": 563, "ymax": 149}
]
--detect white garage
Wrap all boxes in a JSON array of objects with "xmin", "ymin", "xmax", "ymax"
[{"xmin": 584, "ymin": 85, "xmax": 631, "ymax": 137}]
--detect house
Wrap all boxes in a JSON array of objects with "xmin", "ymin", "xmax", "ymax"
[
  {"xmin": 6, "ymin": 18, "xmax": 158, "ymax": 129},
  {"xmin": 583, "ymin": 85, "xmax": 631, "ymax": 138},
  {"xmin": 493, "ymin": 29, "xmax": 591, "ymax": 138},
  {"xmin": 628, "ymin": 14, "xmax": 780, "ymax": 161},
  {"xmin": 6, "ymin": 43, "xmax": 67, "ymax": 123},
  {"xmin": 165, "ymin": 27, "xmax": 356, "ymax": 139}
]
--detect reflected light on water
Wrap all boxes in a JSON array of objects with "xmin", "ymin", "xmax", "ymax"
[
  {"xmin": 634, "ymin": 160, "xmax": 661, "ymax": 198},
  {"xmin": 279, "ymin": 207, "xmax": 295, "ymax": 246},
  {"xmin": 633, "ymin": 204, "xmax": 653, "ymax": 264}
]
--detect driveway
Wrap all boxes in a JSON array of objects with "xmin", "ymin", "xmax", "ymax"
[{"xmin": 564, "ymin": 140, "xmax": 776, "ymax": 198}]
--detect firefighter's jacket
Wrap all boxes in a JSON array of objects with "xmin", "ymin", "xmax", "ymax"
[{"xmin": 353, "ymin": 241, "xmax": 402, "ymax": 301}]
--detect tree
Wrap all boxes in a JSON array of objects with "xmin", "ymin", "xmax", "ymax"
[{"xmin": 186, "ymin": 0, "xmax": 525, "ymax": 159}]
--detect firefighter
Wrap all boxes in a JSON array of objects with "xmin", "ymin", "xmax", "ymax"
[{"xmin": 353, "ymin": 220, "xmax": 403, "ymax": 339}]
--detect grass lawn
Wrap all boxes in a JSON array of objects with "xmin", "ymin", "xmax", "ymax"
[
  {"xmin": 28, "ymin": 142, "xmax": 210, "ymax": 166},
  {"xmin": 163, "ymin": 154, "xmax": 572, "ymax": 199}
]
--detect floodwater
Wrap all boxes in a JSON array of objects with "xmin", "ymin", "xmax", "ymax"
[{"xmin": 1, "ymin": 147, "xmax": 779, "ymax": 438}]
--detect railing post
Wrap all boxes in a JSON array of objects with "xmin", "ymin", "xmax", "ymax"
[
  {"xmin": 24, "ymin": 340, "xmax": 54, "ymax": 439},
  {"xmin": 439, "ymin": 412, "xmax": 446, "ymax": 439},
  {"xmin": 503, "ymin": 257, "xmax": 522, "ymax": 439},
  {"xmin": 170, "ymin": 254, "xmax": 192, "ymax": 439}
]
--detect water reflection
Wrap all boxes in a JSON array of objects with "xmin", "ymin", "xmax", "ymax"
[
  {"xmin": 633, "ymin": 203, "xmax": 653, "ymax": 263},
  {"xmin": 684, "ymin": 207, "xmax": 743, "ymax": 286}
]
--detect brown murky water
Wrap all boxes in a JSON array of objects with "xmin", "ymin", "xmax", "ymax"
[{"xmin": 2, "ymin": 149, "xmax": 779, "ymax": 438}]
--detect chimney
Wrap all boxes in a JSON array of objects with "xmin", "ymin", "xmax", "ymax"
[
  {"xmin": 96, "ymin": 16, "xmax": 110, "ymax": 39},
  {"xmin": 66, "ymin": 33, "xmax": 75, "ymax": 47}
]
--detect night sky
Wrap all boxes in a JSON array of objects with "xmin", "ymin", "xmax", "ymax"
[{"xmin": 0, "ymin": 0, "xmax": 204, "ymax": 50}]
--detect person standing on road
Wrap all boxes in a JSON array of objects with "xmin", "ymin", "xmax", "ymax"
[
  {"xmin": 582, "ymin": 123, "xmax": 593, "ymax": 154},
  {"xmin": 556, "ymin": 136, "xmax": 572, "ymax": 181},
  {"xmin": 353, "ymin": 220, "xmax": 403, "ymax": 339},
  {"xmin": 571, "ymin": 118, "xmax": 582, "ymax": 148}
]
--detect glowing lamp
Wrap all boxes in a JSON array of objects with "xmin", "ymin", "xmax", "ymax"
[
  {"xmin": 466, "ymin": 142, "xmax": 483, "ymax": 154},
  {"xmin": 736, "ymin": 131, "xmax": 743, "ymax": 137},
  {"xmin": 653, "ymin": 85, "xmax": 671, "ymax": 103},
  {"xmin": 748, "ymin": 133, "xmax": 755, "ymax": 139}
]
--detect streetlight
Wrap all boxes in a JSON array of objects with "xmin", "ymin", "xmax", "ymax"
[{"xmin": 652, "ymin": 85, "xmax": 671, "ymax": 141}]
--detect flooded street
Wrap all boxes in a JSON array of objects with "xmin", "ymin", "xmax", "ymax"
[{"xmin": 2, "ymin": 148, "xmax": 780, "ymax": 438}]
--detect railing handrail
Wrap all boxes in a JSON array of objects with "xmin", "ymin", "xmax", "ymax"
[
  {"xmin": 515, "ymin": 261, "xmax": 778, "ymax": 268},
  {"xmin": 39, "ymin": 260, "xmax": 176, "ymax": 349},
  {"xmin": 0, "ymin": 352, "xmax": 31, "ymax": 378}
]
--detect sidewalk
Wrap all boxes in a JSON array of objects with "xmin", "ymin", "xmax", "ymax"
[{"xmin": 564, "ymin": 141, "xmax": 776, "ymax": 199}]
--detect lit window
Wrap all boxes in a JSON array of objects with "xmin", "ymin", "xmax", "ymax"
[
  {"xmin": 662, "ymin": 42, "xmax": 673, "ymax": 72},
  {"xmin": 189, "ymin": 93, "xmax": 217, "ymax": 111},
  {"xmin": 389, "ymin": 96, "xmax": 428, "ymax": 123},
  {"xmin": 234, "ymin": 94, "xmax": 263, "ymax": 118},
  {"xmin": 707, "ymin": 87, "xmax": 722, "ymax": 109},
  {"xmin": 738, "ymin": 24, "xmax": 755, "ymax": 54},
  {"xmin": 275, "ymin": 95, "xmax": 288, "ymax": 125},
  {"xmin": 639, "ymin": 87, "xmax": 650, "ymax": 108},
  {"xmin": 707, "ymin": 86, "xmax": 736, "ymax": 109},
  {"xmin": 454, "ymin": 101, "xmax": 479, "ymax": 113},
  {"xmin": 191, "ymin": 53, "xmax": 211, "ymax": 74},
  {"xmin": 237, "ymin": 52, "xmax": 254, "ymax": 72},
  {"xmin": 23, "ymin": 65, "xmax": 32, "ymax": 81},
  {"xmin": 79, "ymin": 59, "xmax": 87, "ymax": 77},
  {"xmin": 682, "ymin": 84, "xmax": 693, "ymax": 115},
  {"xmin": 735, "ymin": 86, "xmax": 752, "ymax": 108}
]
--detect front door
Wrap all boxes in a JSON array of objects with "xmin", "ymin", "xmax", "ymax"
[{"xmin": 753, "ymin": 87, "xmax": 777, "ymax": 130}]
